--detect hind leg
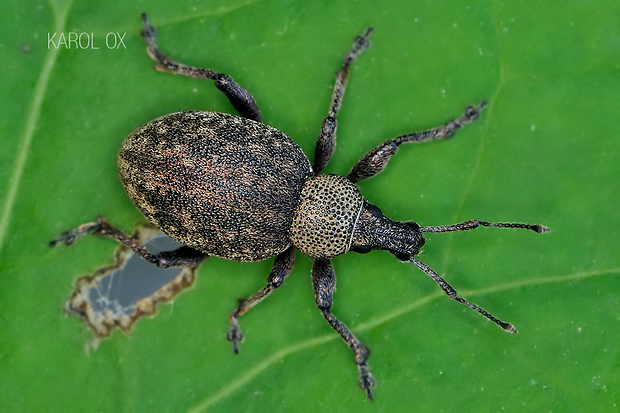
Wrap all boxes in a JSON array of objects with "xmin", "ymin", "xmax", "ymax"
[{"xmin": 51, "ymin": 217, "xmax": 208, "ymax": 268}]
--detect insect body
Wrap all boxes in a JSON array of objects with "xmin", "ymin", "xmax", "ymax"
[
  {"xmin": 118, "ymin": 111, "xmax": 312, "ymax": 261},
  {"xmin": 52, "ymin": 14, "xmax": 549, "ymax": 400}
]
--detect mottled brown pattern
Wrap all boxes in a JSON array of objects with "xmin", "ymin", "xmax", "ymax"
[
  {"xmin": 290, "ymin": 174, "xmax": 364, "ymax": 259},
  {"xmin": 118, "ymin": 111, "xmax": 312, "ymax": 261}
]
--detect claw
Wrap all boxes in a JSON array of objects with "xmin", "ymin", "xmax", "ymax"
[
  {"xmin": 227, "ymin": 319, "xmax": 243, "ymax": 354},
  {"xmin": 140, "ymin": 13, "xmax": 155, "ymax": 40},
  {"xmin": 343, "ymin": 27, "xmax": 374, "ymax": 68},
  {"xmin": 50, "ymin": 220, "xmax": 101, "ymax": 247},
  {"xmin": 358, "ymin": 362, "xmax": 376, "ymax": 400}
]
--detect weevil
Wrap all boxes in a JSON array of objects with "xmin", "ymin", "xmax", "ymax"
[{"xmin": 52, "ymin": 14, "xmax": 549, "ymax": 399}]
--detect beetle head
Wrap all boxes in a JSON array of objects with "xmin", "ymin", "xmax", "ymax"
[{"xmin": 350, "ymin": 202, "xmax": 425, "ymax": 260}]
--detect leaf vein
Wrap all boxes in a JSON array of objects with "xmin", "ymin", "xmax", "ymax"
[
  {"xmin": 0, "ymin": 0, "xmax": 74, "ymax": 253},
  {"xmin": 190, "ymin": 266, "xmax": 617, "ymax": 411}
]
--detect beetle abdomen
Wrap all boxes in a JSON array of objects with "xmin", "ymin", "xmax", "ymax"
[{"xmin": 118, "ymin": 111, "xmax": 312, "ymax": 261}]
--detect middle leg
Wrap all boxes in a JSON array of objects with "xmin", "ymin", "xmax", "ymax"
[
  {"xmin": 313, "ymin": 28, "xmax": 373, "ymax": 173},
  {"xmin": 227, "ymin": 247, "xmax": 296, "ymax": 353}
]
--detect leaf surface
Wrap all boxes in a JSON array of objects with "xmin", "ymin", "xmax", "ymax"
[{"xmin": 1, "ymin": 1, "xmax": 618, "ymax": 411}]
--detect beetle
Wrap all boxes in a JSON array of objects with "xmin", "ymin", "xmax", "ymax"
[{"xmin": 52, "ymin": 14, "xmax": 549, "ymax": 400}]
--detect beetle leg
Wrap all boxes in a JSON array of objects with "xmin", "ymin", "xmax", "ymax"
[
  {"xmin": 314, "ymin": 28, "xmax": 373, "ymax": 173},
  {"xmin": 227, "ymin": 247, "xmax": 296, "ymax": 354},
  {"xmin": 51, "ymin": 217, "xmax": 208, "ymax": 268},
  {"xmin": 140, "ymin": 13, "xmax": 262, "ymax": 122},
  {"xmin": 347, "ymin": 101, "xmax": 487, "ymax": 183},
  {"xmin": 312, "ymin": 259, "xmax": 376, "ymax": 400}
]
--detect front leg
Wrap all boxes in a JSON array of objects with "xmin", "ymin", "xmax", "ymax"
[
  {"xmin": 312, "ymin": 259, "xmax": 376, "ymax": 400},
  {"xmin": 347, "ymin": 101, "xmax": 487, "ymax": 183}
]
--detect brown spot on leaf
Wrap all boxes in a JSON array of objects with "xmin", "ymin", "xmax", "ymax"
[{"xmin": 65, "ymin": 223, "xmax": 198, "ymax": 353}]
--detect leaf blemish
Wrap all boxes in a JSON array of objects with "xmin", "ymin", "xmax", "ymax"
[{"xmin": 64, "ymin": 224, "xmax": 198, "ymax": 353}]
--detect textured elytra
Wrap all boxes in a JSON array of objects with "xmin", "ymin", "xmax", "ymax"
[
  {"xmin": 118, "ymin": 111, "xmax": 312, "ymax": 261},
  {"xmin": 290, "ymin": 174, "xmax": 364, "ymax": 259}
]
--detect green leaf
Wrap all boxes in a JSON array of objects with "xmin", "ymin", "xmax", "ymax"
[{"xmin": 1, "ymin": 0, "xmax": 618, "ymax": 411}]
